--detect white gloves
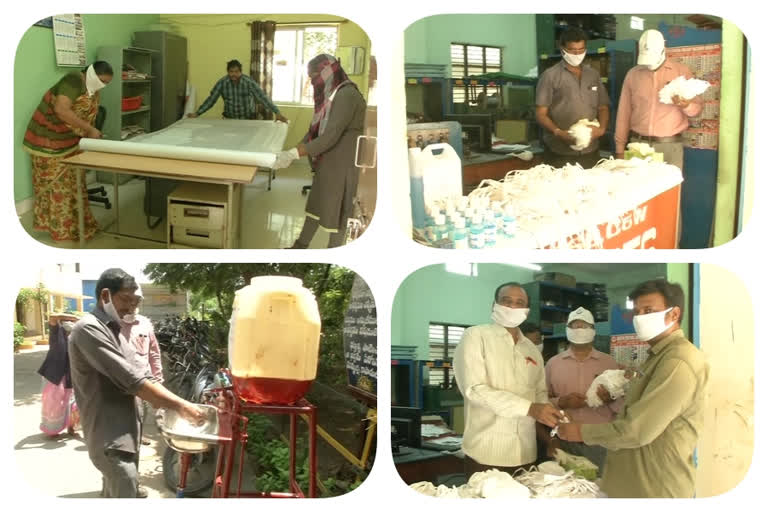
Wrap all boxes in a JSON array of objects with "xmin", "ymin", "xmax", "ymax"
[{"xmin": 272, "ymin": 147, "xmax": 300, "ymax": 169}]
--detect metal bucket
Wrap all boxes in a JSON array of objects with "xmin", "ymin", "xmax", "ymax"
[{"xmin": 156, "ymin": 404, "xmax": 222, "ymax": 453}]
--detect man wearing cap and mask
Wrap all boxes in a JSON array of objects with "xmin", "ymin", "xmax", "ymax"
[
  {"xmin": 535, "ymin": 28, "xmax": 611, "ymax": 169},
  {"xmin": 453, "ymin": 282, "xmax": 565, "ymax": 477},
  {"xmin": 543, "ymin": 307, "xmax": 622, "ymax": 471},
  {"xmin": 556, "ymin": 279, "xmax": 709, "ymax": 498},
  {"xmin": 69, "ymin": 268, "xmax": 205, "ymax": 498},
  {"xmin": 614, "ymin": 29, "xmax": 703, "ymax": 169}
]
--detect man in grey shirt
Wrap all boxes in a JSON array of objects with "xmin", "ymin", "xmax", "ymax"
[
  {"xmin": 536, "ymin": 28, "xmax": 611, "ymax": 169},
  {"xmin": 69, "ymin": 268, "xmax": 205, "ymax": 498}
]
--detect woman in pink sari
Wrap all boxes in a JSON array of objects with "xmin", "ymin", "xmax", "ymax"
[{"xmin": 38, "ymin": 314, "xmax": 80, "ymax": 436}]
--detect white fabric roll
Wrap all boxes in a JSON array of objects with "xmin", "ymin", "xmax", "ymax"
[{"xmin": 80, "ymin": 118, "xmax": 289, "ymax": 168}]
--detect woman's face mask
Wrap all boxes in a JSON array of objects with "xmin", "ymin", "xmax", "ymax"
[{"xmin": 85, "ymin": 65, "xmax": 108, "ymax": 96}]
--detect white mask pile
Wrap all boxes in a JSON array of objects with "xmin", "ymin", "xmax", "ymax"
[
  {"xmin": 465, "ymin": 158, "xmax": 683, "ymax": 249},
  {"xmin": 658, "ymin": 76, "xmax": 710, "ymax": 105},
  {"xmin": 567, "ymin": 119, "xmax": 600, "ymax": 151}
]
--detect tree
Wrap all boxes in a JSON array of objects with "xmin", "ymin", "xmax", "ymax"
[{"xmin": 16, "ymin": 283, "xmax": 50, "ymax": 338}]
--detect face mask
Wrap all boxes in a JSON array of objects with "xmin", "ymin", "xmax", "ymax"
[
  {"xmin": 646, "ymin": 49, "xmax": 666, "ymax": 71},
  {"xmin": 562, "ymin": 50, "xmax": 586, "ymax": 67},
  {"xmin": 102, "ymin": 290, "xmax": 122, "ymax": 324},
  {"xmin": 491, "ymin": 304, "xmax": 529, "ymax": 328},
  {"xmin": 633, "ymin": 307, "xmax": 673, "ymax": 342},
  {"xmin": 121, "ymin": 311, "xmax": 138, "ymax": 324},
  {"xmin": 536, "ymin": 344, "xmax": 544, "ymax": 353},
  {"xmin": 85, "ymin": 65, "xmax": 107, "ymax": 96},
  {"xmin": 566, "ymin": 327, "xmax": 596, "ymax": 345}
]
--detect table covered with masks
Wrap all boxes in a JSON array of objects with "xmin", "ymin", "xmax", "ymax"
[
  {"xmin": 413, "ymin": 149, "xmax": 682, "ymax": 250},
  {"xmin": 62, "ymin": 118, "xmax": 288, "ymax": 248},
  {"xmin": 409, "ymin": 450, "xmax": 606, "ymax": 499}
]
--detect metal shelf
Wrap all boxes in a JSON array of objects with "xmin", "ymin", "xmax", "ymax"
[
  {"xmin": 122, "ymin": 105, "xmax": 151, "ymax": 116},
  {"xmin": 537, "ymin": 281, "xmax": 592, "ymax": 296}
]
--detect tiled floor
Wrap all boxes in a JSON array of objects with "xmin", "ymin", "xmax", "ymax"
[{"xmin": 18, "ymin": 160, "xmax": 330, "ymax": 249}]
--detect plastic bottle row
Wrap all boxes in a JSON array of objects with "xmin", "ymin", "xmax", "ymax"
[{"xmin": 423, "ymin": 196, "xmax": 518, "ymax": 249}]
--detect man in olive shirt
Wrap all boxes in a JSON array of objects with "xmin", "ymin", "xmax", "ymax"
[
  {"xmin": 557, "ymin": 279, "xmax": 709, "ymax": 498},
  {"xmin": 536, "ymin": 28, "xmax": 611, "ymax": 169},
  {"xmin": 69, "ymin": 268, "xmax": 205, "ymax": 498}
]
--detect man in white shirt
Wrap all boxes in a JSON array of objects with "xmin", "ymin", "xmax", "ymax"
[{"xmin": 454, "ymin": 282, "xmax": 565, "ymax": 476}]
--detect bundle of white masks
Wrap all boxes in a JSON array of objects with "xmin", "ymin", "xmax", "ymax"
[
  {"xmin": 658, "ymin": 76, "xmax": 710, "ymax": 104},
  {"xmin": 568, "ymin": 119, "xmax": 600, "ymax": 151},
  {"xmin": 586, "ymin": 369, "xmax": 630, "ymax": 408}
]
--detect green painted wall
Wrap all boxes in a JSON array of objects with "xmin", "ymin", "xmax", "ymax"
[
  {"xmin": 156, "ymin": 14, "xmax": 371, "ymax": 148},
  {"xmin": 666, "ymin": 263, "xmax": 691, "ymax": 337},
  {"xmin": 404, "ymin": 14, "xmax": 538, "ymax": 76},
  {"xmin": 392, "ymin": 263, "xmax": 675, "ymax": 359},
  {"xmin": 714, "ymin": 20, "xmax": 746, "ymax": 246},
  {"xmin": 14, "ymin": 14, "xmax": 160, "ymax": 203},
  {"xmin": 392, "ymin": 264, "xmax": 535, "ymax": 359}
]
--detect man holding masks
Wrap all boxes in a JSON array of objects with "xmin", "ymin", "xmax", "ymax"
[
  {"xmin": 69, "ymin": 268, "xmax": 205, "ymax": 498},
  {"xmin": 536, "ymin": 28, "xmax": 611, "ymax": 169},
  {"xmin": 556, "ymin": 279, "xmax": 710, "ymax": 498},
  {"xmin": 454, "ymin": 282, "xmax": 565, "ymax": 477},
  {"xmin": 544, "ymin": 307, "xmax": 622, "ymax": 471},
  {"xmin": 614, "ymin": 29, "xmax": 703, "ymax": 169}
]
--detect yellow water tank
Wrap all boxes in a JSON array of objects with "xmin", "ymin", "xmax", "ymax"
[{"xmin": 228, "ymin": 276, "xmax": 321, "ymax": 404}]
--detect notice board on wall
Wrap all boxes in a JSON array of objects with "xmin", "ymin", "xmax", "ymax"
[
  {"xmin": 53, "ymin": 14, "xmax": 86, "ymax": 67},
  {"xmin": 610, "ymin": 334, "xmax": 650, "ymax": 368},
  {"xmin": 343, "ymin": 276, "xmax": 377, "ymax": 402},
  {"xmin": 666, "ymin": 44, "xmax": 722, "ymax": 150}
]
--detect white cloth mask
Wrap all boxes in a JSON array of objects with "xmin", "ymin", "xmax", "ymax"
[
  {"xmin": 121, "ymin": 312, "xmax": 138, "ymax": 325},
  {"xmin": 536, "ymin": 344, "xmax": 544, "ymax": 353},
  {"xmin": 633, "ymin": 307, "xmax": 673, "ymax": 342},
  {"xmin": 562, "ymin": 50, "xmax": 586, "ymax": 67},
  {"xmin": 646, "ymin": 51, "xmax": 665, "ymax": 71},
  {"xmin": 566, "ymin": 327, "xmax": 596, "ymax": 345},
  {"xmin": 85, "ymin": 65, "xmax": 107, "ymax": 97},
  {"xmin": 491, "ymin": 304, "xmax": 529, "ymax": 328},
  {"xmin": 102, "ymin": 290, "xmax": 122, "ymax": 324}
]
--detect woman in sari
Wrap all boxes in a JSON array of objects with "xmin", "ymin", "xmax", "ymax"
[
  {"xmin": 38, "ymin": 314, "xmax": 80, "ymax": 436},
  {"xmin": 273, "ymin": 54, "xmax": 367, "ymax": 248},
  {"xmin": 22, "ymin": 61, "xmax": 113, "ymax": 242}
]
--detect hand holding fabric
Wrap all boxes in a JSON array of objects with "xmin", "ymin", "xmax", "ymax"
[{"xmin": 272, "ymin": 148, "xmax": 300, "ymax": 169}]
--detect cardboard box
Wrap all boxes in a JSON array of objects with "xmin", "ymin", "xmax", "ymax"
[{"xmin": 534, "ymin": 272, "xmax": 577, "ymax": 288}]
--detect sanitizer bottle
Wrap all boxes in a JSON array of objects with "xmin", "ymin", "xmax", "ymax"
[
  {"xmin": 470, "ymin": 214, "xmax": 485, "ymax": 249},
  {"xmin": 453, "ymin": 217, "xmax": 469, "ymax": 249},
  {"xmin": 484, "ymin": 210, "xmax": 498, "ymax": 248},
  {"xmin": 503, "ymin": 204, "xmax": 517, "ymax": 239}
]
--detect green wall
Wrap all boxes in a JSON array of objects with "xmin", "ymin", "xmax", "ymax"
[
  {"xmin": 404, "ymin": 14, "xmax": 538, "ymax": 76},
  {"xmin": 392, "ymin": 264, "xmax": 535, "ymax": 359},
  {"xmin": 392, "ymin": 263, "xmax": 678, "ymax": 359},
  {"xmin": 714, "ymin": 20, "xmax": 746, "ymax": 246},
  {"xmin": 666, "ymin": 263, "xmax": 691, "ymax": 337},
  {"xmin": 14, "ymin": 14, "xmax": 160, "ymax": 203}
]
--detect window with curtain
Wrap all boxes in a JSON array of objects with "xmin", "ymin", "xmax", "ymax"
[
  {"xmin": 428, "ymin": 322, "xmax": 469, "ymax": 387},
  {"xmin": 272, "ymin": 25, "xmax": 339, "ymax": 105},
  {"xmin": 450, "ymin": 43, "xmax": 502, "ymax": 105}
]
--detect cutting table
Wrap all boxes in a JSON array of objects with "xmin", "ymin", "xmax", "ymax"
[{"xmin": 63, "ymin": 118, "xmax": 288, "ymax": 248}]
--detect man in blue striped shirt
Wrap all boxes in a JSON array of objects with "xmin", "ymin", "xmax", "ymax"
[{"xmin": 188, "ymin": 59, "xmax": 288, "ymax": 122}]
